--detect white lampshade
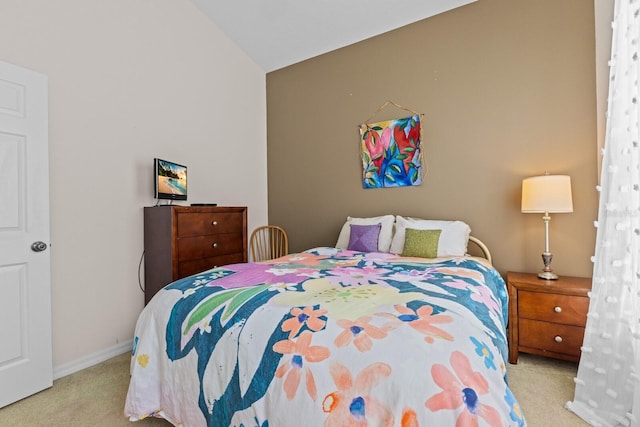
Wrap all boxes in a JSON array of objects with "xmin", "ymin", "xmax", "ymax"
[{"xmin": 521, "ymin": 175, "xmax": 573, "ymax": 213}]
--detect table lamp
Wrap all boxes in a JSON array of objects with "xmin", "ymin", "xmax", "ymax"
[{"xmin": 521, "ymin": 174, "xmax": 573, "ymax": 280}]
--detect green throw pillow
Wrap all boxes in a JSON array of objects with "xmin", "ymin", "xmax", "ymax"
[{"xmin": 402, "ymin": 228, "xmax": 442, "ymax": 258}]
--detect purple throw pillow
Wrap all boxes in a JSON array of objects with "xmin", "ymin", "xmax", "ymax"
[{"xmin": 347, "ymin": 223, "xmax": 382, "ymax": 252}]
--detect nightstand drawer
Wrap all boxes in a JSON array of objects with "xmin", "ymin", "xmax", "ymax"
[
  {"xmin": 518, "ymin": 291, "xmax": 588, "ymax": 326},
  {"xmin": 519, "ymin": 318, "xmax": 585, "ymax": 357}
]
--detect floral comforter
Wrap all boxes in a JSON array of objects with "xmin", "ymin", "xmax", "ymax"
[{"xmin": 125, "ymin": 247, "xmax": 525, "ymax": 427}]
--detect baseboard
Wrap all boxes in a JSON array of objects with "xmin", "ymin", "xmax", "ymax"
[{"xmin": 52, "ymin": 340, "xmax": 133, "ymax": 380}]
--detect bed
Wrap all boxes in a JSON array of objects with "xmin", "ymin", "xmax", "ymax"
[{"xmin": 125, "ymin": 216, "xmax": 526, "ymax": 426}]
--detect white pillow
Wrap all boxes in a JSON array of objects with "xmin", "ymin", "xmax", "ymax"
[
  {"xmin": 335, "ymin": 215, "xmax": 395, "ymax": 252},
  {"xmin": 390, "ymin": 216, "xmax": 471, "ymax": 256}
]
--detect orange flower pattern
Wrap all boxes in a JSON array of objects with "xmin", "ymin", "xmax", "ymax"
[
  {"xmin": 323, "ymin": 362, "xmax": 394, "ymax": 426},
  {"xmin": 379, "ymin": 304, "xmax": 454, "ymax": 343},
  {"xmin": 281, "ymin": 306, "xmax": 327, "ymax": 339},
  {"xmin": 273, "ymin": 330, "xmax": 330, "ymax": 400},
  {"xmin": 425, "ymin": 351, "xmax": 503, "ymax": 427},
  {"xmin": 333, "ymin": 316, "xmax": 388, "ymax": 352}
]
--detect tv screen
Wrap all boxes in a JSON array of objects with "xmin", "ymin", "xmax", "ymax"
[{"xmin": 154, "ymin": 158, "xmax": 187, "ymax": 201}]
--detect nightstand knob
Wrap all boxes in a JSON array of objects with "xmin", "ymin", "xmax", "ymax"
[
  {"xmin": 212, "ymin": 221, "xmax": 218, "ymax": 226},
  {"xmin": 554, "ymin": 306, "xmax": 562, "ymax": 313},
  {"xmin": 212, "ymin": 242, "xmax": 218, "ymax": 248},
  {"xmin": 554, "ymin": 335, "xmax": 563, "ymax": 343}
]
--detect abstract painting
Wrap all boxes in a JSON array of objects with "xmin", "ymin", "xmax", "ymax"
[{"xmin": 359, "ymin": 114, "xmax": 422, "ymax": 189}]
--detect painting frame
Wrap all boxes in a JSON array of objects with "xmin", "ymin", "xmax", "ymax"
[{"xmin": 359, "ymin": 114, "xmax": 423, "ymax": 189}]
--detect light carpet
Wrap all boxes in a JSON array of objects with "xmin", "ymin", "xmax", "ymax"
[{"xmin": 0, "ymin": 352, "xmax": 589, "ymax": 426}]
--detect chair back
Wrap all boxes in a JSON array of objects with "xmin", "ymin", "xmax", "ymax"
[{"xmin": 250, "ymin": 225, "xmax": 289, "ymax": 261}]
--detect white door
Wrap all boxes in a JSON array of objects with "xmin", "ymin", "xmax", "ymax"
[{"xmin": 0, "ymin": 60, "xmax": 52, "ymax": 408}]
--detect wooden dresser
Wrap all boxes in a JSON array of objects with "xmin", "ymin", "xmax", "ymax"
[
  {"xmin": 507, "ymin": 271, "xmax": 591, "ymax": 364},
  {"xmin": 143, "ymin": 205, "xmax": 247, "ymax": 304}
]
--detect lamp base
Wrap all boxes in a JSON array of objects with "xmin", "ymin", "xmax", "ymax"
[
  {"xmin": 538, "ymin": 270, "xmax": 558, "ymax": 280},
  {"xmin": 538, "ymin": 252, "xmax": 558, "ymax": 280}
]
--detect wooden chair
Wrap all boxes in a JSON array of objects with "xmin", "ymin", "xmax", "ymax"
[{"xmin": 250, "ymin": 225, "xmax": 289, "ymax": 261}]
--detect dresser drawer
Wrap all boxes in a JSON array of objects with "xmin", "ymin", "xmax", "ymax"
[
  {"xmin": 519, "ymin": 318, "xmax": 585, "ymax": 357},
  {"xmin": 178, "ymin": 233, "xmax": 245, "ymax": 260},
  {"xmin": 178, "ymin": 253, "xmax": 245, "ymax": 278},
  {"xmin": 518, "ymin": 291, "xmax": 588, "ymax": 326},
  {"xmin": 176, "ymin": 212, "xmax": 244, "ymax": 237}
]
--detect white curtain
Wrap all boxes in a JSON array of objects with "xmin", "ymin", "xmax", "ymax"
[{"xmin": 566, "ymin": 0, "xmax": 640, "ymax": 425}]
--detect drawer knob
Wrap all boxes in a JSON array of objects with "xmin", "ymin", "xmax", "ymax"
[
  {"xmin": 554, "ymin": 335, "xmax": 563, "ymax": 343},
  {"xmin": 212, "ymin": 221, "xmax": 218, "ymax": 226},
  {"xmin": 212, "ymin": 242, "xmax": 218, "ymax": 248},
  {"xmin": 554, "ymin": 306, "xmax": 562, "ymax": 313}
]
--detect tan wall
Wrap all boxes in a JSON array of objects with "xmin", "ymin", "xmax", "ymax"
[{"xmin": 266, "ymin": 0, "xmax": 598, "ymax": 278}]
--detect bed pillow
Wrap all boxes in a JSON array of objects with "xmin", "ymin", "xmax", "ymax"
[
  {"xmin": 347, "ymin": 223, "xmax": 382, "ymax": 252},
  {"xmin": 390, "ymin": 216, "xmax": 471, "ymax": 256},
  {"xmin": 335, "ymin": 215, "xmax": 395, "ymax": 252},
  {"xmin": 401, "ymin": 228, "xmax": 442, "ymax": 258}
]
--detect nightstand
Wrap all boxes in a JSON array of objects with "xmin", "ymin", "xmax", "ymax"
[{"xmin": 507, "ymin": 271, "xmax": 591, "ymax": 364}]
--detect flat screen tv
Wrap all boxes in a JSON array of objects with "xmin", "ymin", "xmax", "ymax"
[{"xmin": 154, "ymin": 158, "xmax": 187, "ymax": 201}]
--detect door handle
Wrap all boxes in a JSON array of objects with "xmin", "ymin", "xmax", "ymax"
[{"xmin": 31, "ymin": 241, "xmax": 48, "ymax": 252}]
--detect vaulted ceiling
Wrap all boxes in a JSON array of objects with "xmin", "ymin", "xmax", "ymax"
[{"xmin": 191, "ymin": 0, "xmax": 477, "ymax": 72}]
